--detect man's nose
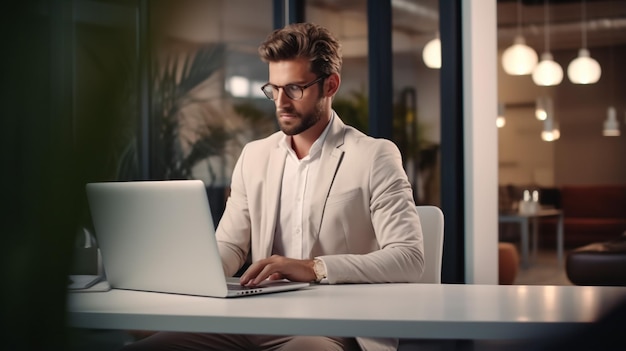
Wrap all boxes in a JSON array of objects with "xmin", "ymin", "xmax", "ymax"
[{"xmin": 275, "ymin": 88, "xmax": 292, "ymax": 106}]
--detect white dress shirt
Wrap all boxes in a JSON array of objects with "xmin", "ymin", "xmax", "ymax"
[{"xmin": 273, "ymin": 115, "xmax": 334, "ymax": 259}]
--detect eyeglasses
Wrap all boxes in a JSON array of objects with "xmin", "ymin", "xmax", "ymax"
[{"xmin": 260, "ymin": 75, "xmax": 327, "ymax": 101}]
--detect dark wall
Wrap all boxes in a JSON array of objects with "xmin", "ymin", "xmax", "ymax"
[
  {"xmin": 0, "ymin": 1, "xmax": 140, "ymax": 349},
  {"xmin": 553, "ymin": 45, "xmax": 626, "ymax": 186},
  {"xmin": 1, "ymin": 2, "xmax": 77, "ymax": 350}
]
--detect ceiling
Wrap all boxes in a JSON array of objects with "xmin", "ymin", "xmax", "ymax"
[
  {"xmin": 308, "ymin": 0, "xmax": 626, "ymax": 52},
  {"xmin": 498, "ymin": 0, "xmax": 626, "ymax": 51}
]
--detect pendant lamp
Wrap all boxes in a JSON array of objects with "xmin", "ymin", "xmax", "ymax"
[
  {"xmin": 603, "ymin": 106, "xmax": 620, "ymax": 136},
  {"xmin": 532, "ymin": 0, "xmax": 563, "ymax": 86},
  {"xmin": 541, "ymin": 117, "xmax": 556, "ymax": 141},
  {"xmin": 541, "ymin": 117, "xmax": 560, "ymax": 141},
  {"xmin": 423, "ymin": 33, "xmax": 441, "ymax": 69},
  {"xmin": 540, "ymin": 95, "xmax": 559, "ymax": 141},
  {"xmin": 497, "ymin": 103, "xmax": 506, "ymax": 128},
  {"xmin": 535, "ymin": 96, "xmax": 552, "ymax": 121},
  {"xmin": 552, "ymin": 120, "xmax": 561, "ymax": 140},
  {"xmin": 567, "ymin": 0, "xmax": 601, "ymax": 84},
  {"xmin": 502, "ymin": 0, "xmax": 537, "ymax": 75},
  {"xmin": 603, "ymin": 28, "xmax": 619, "ymax": 136}
]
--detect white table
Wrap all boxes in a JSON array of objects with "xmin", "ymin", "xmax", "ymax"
[
  {"xmin": 499, "ymin": 209, "xmax": 564, "ymax": 268},
  {"xmin": 67, "ymin": 283, "xmax": 626, "ymax": 340}
]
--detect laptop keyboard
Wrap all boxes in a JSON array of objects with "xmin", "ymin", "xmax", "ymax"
[
  {"xmin": 227, "ymin": 284, "xmax": 254, "ymax": 291},
  {"xmin": 227, "ymin": 280, "xmax": 300, "ymax": 290}
]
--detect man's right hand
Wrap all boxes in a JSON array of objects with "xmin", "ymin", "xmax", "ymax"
[{"xmin": 239, "ymin": 255, "xmax": 316, "ymax": 286}]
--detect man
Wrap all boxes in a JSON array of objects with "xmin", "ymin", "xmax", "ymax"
[{"xmin": 124, "ymin": 22, "xmax": 424, "ymax": 351}]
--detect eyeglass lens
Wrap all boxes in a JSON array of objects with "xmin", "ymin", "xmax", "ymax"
[
  {"xmin": 262, "ymin": 84, "xmax": 304, "ymax": 100},
  {"xmin": 261, "ymin": 76, "xmax": 326, "ymax": 101}
]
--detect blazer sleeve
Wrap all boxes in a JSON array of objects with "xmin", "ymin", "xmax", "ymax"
[
  {"xmin": 320, "ymin": 139, "xmax": 425, "ymax": 284},
  {"xmin": 215, "ymin": 144, "xmax": 251, "ymax": 277}
]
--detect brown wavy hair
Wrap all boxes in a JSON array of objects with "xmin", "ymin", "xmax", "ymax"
[{"xmin": 258, "ymin": 22, "xmax": 342, "ymax": 77}]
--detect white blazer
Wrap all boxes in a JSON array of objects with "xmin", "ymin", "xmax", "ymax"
[{"xmin": 216, "ymin": 112, "xmax": 425, "ymax": 351}]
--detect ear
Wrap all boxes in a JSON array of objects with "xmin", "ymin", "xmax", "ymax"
[{"xmin": 325, "ymin": 73, "xmax": 341, "ymax": 97}]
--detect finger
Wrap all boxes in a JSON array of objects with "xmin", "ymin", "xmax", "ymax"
[
  {"xmin": 268, "ymin": 273, "xmax": 284, "ymax": 281},
  {"xmin": 239, "ymin": 260, "xmax": 266, "ymax": 285},
  {"xmin": 250, "ymin": 263, "xmax": 277, "ymax": 285}
]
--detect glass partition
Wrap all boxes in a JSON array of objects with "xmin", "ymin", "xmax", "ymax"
[
  {"xmin": 307, "ymin": 0, "xmax": 441, "ymax": 206},
  {"xmin": 147, "ymin": 0, "xmax": 274, "ymax": 220}
]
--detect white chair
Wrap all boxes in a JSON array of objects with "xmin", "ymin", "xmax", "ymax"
[
  {"xmin": 414, "ymin": 205, "xmax": 445, "ymax": 284},
  {"xmin": 397, "ymin": 206, "xmax": 445, "ymax": 351}
]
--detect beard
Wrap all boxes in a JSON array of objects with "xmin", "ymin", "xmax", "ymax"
[{"xmin": 276, "ymin": 98, "xmax": 325, "ymax": 136}]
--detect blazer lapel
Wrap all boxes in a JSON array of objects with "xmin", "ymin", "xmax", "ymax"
[
  {"xmin": 307, "ymin": 115, "xmax": 346, "ymax": 250},
  {"xmin": 260, "ymin": 144, "xmax": 287, "ymax": 258}
]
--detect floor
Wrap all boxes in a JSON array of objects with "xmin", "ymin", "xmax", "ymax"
[{"xmin": 513, "ymin": 247, "xmax": 573, "ymax": 286}]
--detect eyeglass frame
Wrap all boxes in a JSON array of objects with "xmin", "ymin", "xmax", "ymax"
[{"xmin": 260, "ymin": 75, "xmax": 328, "ymax": 101}]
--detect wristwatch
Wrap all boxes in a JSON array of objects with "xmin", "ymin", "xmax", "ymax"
[{"xmin": 313, "ymin": 258, "xmax": 327, "ymax": 282}]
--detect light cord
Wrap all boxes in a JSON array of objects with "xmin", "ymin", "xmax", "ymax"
[
  {"xmin": 544, "ymin": 0, "xmax": 550, "ymax": 53},
  {"xmin": 581, "ymin": 0, "xmax": 587, "ymax": 49}
]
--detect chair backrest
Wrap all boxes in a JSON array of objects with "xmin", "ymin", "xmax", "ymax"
[{"xmin": 415, "ymin": 205, "xmax": 444, "ymax": 284}]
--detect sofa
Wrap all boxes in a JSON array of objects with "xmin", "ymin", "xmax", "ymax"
[{"xmin": 545, "ymin": 185, "xmax": 626, "ymax": 248}]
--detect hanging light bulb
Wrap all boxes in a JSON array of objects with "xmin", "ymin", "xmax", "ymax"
[
  {"xmin": 533, "ymin": 53, "xmax": 563, "ymax": 86},
  {"xmin": 541, "ymin": 117, "xmax": 560, "ymax": 141},
  {"xmin": 541, "ymin": 116, "xmax": 556, "ymax": 141},
  {"xmin": 535, "ymin": 97, "xmax": 546, "ymax": 120},
  {"xmin": 497, "ymin": 103, "xmax": 506, "ymax": 128},
  {"xmin": 535, "ymin": 96, "xmax": 552, "ymax": 121},
  {"xmin": 541, "ymin": 96, "xmax": 559, "ymax": 141},
  {"xmin": 567, "ymin": 0, "xmax": 601, "ymax": 84},
  {"xmin": 503, "ymin": 36, "xmax": 539, "ymax": 75},
  {"xmin": 422, "ymin": 33, "xmax": 441, "ymax": 69},
  {"xmin": 532, "ymin": 1, "xmax": 563, "ymax": 86},
  {"xmin": 552, "ymin": 120, "xmax": 561, "ymax": 140},
  {"xmin": 502, "ymin": 0, "xmax": 538, "ymax": 75},
  {"xmin": 603, "ymin": 106, "xmax": 620, "ymax": 136},
  {"xmin": 568, "ymin": 49, "xmax": 601, "ymax": 84},
  {"xmin": 601, "ymin": 22, "xmax": 619, "ymax": 136},
  {"xmin": 496, "ymin": 117, "xmax": 506, "ymax": 128}
]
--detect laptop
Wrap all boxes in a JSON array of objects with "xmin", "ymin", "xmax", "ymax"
[{"xmin": 85, "ymin": 180, "xmax": 310, "ymax": 298}]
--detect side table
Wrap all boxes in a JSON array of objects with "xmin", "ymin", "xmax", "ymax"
[{"xmin": 499, "ymin": 209, "xmax": 564, "ymax": 269}]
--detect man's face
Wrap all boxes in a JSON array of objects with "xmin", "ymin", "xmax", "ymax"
[{"xmin": 267, "ymin": 58, "xmax": 326, "ymax": 136}]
